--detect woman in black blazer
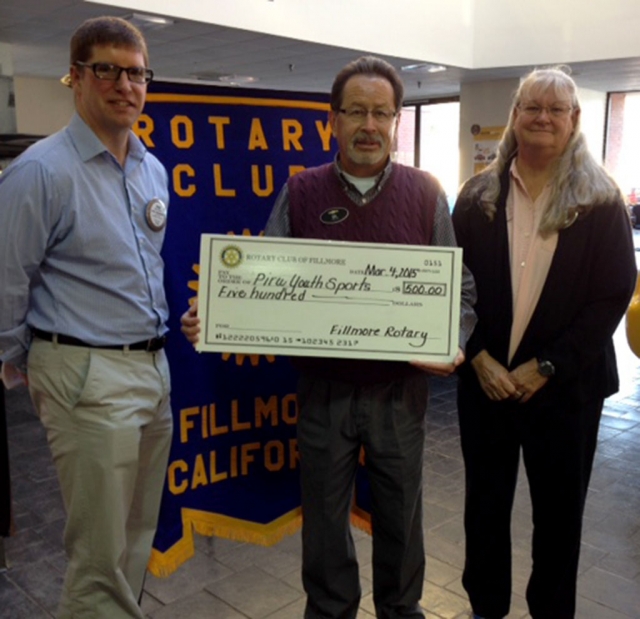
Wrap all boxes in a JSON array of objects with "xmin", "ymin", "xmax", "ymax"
[{"xmin": 452, "ymin": 67, "xmax": 636, "ymax": 619}]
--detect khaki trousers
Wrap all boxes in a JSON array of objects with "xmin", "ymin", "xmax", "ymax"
[{"xmin": 28, "ymin": 339, "xmax": 173, "ymax": 619}]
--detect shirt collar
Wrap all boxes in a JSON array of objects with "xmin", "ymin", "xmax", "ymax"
[
  {"xmin": 509, "ymin": 158, "xmax": 523, "ymax": 185},
  {"xmin": 332, "ymin": 154, "xmax": 393, "ymax": 203},
  {"xmin": 509, "ymin": 157, "xmax": 551, "ymax": 190},
  {"xmin": 67, "ymin": 112, "xmax": 146, "ymax": 165}
]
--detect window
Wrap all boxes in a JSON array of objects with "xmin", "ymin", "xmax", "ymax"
[
  {"xmin": 605, "ymin": 92, "xmax": 640, "ymax": 205},
  {"xmin": 396, "ymin": 99, "xmax": 460, "ymax": 209}
]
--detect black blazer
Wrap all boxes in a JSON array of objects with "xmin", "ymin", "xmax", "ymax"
[{"xmin": 453, "ymin": 164, "xmax": 636, "ymax": 405}]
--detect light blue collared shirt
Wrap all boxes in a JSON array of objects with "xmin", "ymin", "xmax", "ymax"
[{"xmin": 0, "ymin": 113, "xmax": 170, "ymax": 369}]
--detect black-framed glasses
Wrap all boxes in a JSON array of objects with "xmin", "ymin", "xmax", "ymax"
[
  {"xmin": 74, "ymin": 61, "xmax": 154, "ymax": 84},
  {"xmin": 338, "ymin": 108, "xmax": 397, "ymax": 124}
]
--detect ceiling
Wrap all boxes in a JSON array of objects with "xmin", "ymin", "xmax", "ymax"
[{"xmin": 1, "ymin": 0, "xmax": 640, "ymax": 103}]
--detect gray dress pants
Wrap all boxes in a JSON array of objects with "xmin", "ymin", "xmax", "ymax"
[{"xmin": 297, "ymin": 372, "xmax": 428, "ymax": 619}]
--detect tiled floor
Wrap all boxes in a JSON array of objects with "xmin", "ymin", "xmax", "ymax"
[{"xmin": 2, "ymin": 304, "xmax": 640, "ymax": 618}]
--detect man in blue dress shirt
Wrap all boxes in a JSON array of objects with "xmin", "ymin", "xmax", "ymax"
[{"xmin": 0, "ymin": 17, "xmax": 172, "ymax": 619}]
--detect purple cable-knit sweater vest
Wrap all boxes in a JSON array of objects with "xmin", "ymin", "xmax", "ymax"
[{"xmin": 286, "ymin": 162, "xmax": 440, "ymax": 384}]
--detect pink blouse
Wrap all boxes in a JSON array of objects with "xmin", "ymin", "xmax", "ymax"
[{"xmin": 507, "ymin": 160, "xmax": 559, "ymax": 363}]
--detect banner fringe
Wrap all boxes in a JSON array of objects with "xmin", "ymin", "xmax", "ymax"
[
  {"xmin": 147, "ymin": 525, "xmax": 195, "ymax": 577},
  {"xmin": 191, "ymin": 515, "xmax": 302, "ymax": 547},
  {"xmin": 350, "ymin": 507, "xmax": 372, "ymax": 536},
  {"xmin": 148, "ymin": 507, "xmax": 303, "ymax": 577}
]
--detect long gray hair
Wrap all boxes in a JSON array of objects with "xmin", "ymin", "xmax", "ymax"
[{"xmin": 470, "ymin": 67, "xmax": 621, "ymax": 236}]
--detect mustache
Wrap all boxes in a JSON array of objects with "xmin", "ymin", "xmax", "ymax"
[{"xmin": 352, "ymin": 133, "xmax": 384, "ymax": 146}]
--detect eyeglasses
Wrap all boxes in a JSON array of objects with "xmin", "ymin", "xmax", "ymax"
[
  {"xmin": 518, "ymin": 103, "xmax": 573, "ymax": 118},
  {"xmin": 74, "ymin": 61, "xmax": 154, "ymax": 84},
  {"xmin": 337, "ymin": 108, "xmax": 397, "ymax": 124}
]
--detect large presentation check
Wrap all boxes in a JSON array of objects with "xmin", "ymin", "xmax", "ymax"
[{"xmin": 197, "ymin": 235, "xmax": 462, "ymax": 362}]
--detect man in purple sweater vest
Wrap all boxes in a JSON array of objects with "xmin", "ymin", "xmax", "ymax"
[
  {"xmin": 264, "ymin": 57, "xmax": 476, "ymax": 619},
  {"xmin": 182, "ymin": 56, "xmax": 476, "ymax": 619}
]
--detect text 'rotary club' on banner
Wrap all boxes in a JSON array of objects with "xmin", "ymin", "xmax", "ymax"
[{"xmin": 133, "ymin": 101, "xmax": 333, "ymax": 199}]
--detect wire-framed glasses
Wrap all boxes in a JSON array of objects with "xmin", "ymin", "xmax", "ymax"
[
  {"xmin": 337, "ymin": 108, "xmax": 397, "ymax": 124},
  {"xmin": 518, "ymin": 103, "xmax": 573, "ymax": 118}
]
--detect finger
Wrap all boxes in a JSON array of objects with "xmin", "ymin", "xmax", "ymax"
[
  {"xmin": 409, "ymin": 360, "xmax": 454, "ymax": 375},
  {"xmin": 430, "ymin": 368, "xmax": 453, "ymax": 377},
  {"xmin": 180, "ymin": 324, "xmax": 200, "ymax": 336},
  {"xmin": 519, "ymin": 391, "xmax": 533, "ymax": 403},
  {"xmin": 493, "ymin": 385, "xmax": 515, "ymax": 401},
  {"xmin": 482, "ymin": 385, "xmax": 499, "ymax": 400}
]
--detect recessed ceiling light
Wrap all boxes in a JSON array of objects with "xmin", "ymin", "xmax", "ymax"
[
  {"xmin": 125, "ymin": 13, "xmax": 175, "ymax": 30},
  {"xmin": 401, "ymin": 63, "xmax": 447, "ymax": 73},
  {"xmin": 217, "ymin": 75, "xmax": 259, "ymax": 84},
  {"xmin": 190, "ymin": 71, "xmax": 259, "ymax": 85}
]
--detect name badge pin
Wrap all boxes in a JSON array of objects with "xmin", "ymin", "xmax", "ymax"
[
  {"xmin": 320, "ymin": 207, "xmax": 349, "ymax": 225},
  {"xmin": 146, "ymin": 198, "xmax": 167, "ymax": 231}
]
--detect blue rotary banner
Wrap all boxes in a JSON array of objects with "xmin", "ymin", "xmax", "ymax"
[{"xmin": 136, "ymin": 81, "xmax": 339, "ymax": 576}]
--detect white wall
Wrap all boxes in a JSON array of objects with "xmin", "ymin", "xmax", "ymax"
[
  {"xmin": 99, "ymin": 0, "xmax": 640, "ymax": 69},
  {"xmin": 97, "ymin": 0, "xmax": 475, "ymax": 68},
  {"xmin": 14, "ymin": 76, "xmax": 74, "ymax": 135},
  {"xmin": 473, "ymin": 0, "xmax": 640, "ymax": 67}
]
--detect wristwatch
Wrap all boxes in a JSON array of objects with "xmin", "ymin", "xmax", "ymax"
[{"xmin": 537, "ymin": 358, "xmax": 555, "ymax": 377}]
